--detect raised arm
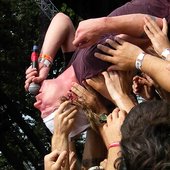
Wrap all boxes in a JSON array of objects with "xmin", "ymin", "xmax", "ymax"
[
  {"xmin": 73, "ymin": 14, "xmax": 163, "ymax": 48},
  {"xmin": 95, "ymin": 38, "xmax": 170, "ymax": 92}
]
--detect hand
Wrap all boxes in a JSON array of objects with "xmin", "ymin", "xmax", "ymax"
[
  {"xmin": 102, "ymin": 71, "xmax": 133, "ymax": 101},
  {"xmin": 53, "ymin": 101, "xmax": 77, "ymax": 135},
  {"xmin": 144, "ymin": 16, "xmax": 170, "ymax": 56},
  {"xmin": 73, "ymin": 18, "xmax": 106, "ymax": 48},
  {"xmin": 71, "ymin": 81, "xmax": 108, "ymax": 114},
  {"xmin": 25, "ymin": 63, "xmax": 50, "ymax": 91},
  {"xmin": 100, "ymin": 159, "xmax": 107, "ymax": 170},
  {"xmin": 95, "ymin": 38, "xmax": 144, "ymax": 71},
  {"xmin": 44, "ymin": 150, "xmax": 67, "ymax": 170},
  {"xmin": 85, "ymin": 74, "xmax": 113, "ymax": 102},
  {"xmin": 69, "ymin": 151, "xmax": 77, "ymax": 170},
  {"xmin": 102, "ymin": 108, "xmax": 126, "ymax": 147},
  {"xmin": 132, "ymin": 73, "xmax": 156, "ymax": 100}
]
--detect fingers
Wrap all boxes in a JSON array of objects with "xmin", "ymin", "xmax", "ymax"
[
  {"xmin": 44, "ymin": 149, "xmax": 60, "ymax": 162},
  {"xmin": 73, "ymin": 35, "xmax": 91, "ymax": 48},
  {"xmin": 107, "ymin": 107, "xmax": 126, "ymax": 125},
  {"xmin": 82, "ymin": 80, "xmax": 96, "ymax": 95},
  {"xmin": 95, "ymin": 52, "xmax": 115, "ymax": 64},
  {"xmin": 69, "ymin": 151, "xmax": 77, "ymax": 170},
  {"xmin": 144, "ymin": 16, "xmax": 166, "ymax": 39},
  {"xmin": 162, "ymin": 18, "xmax": 168, "ymax": 35},
  {"xmin": 54, "ymin": 101, "xmax": 77, "ymax": 119},
  {"xmin": 71, "ymin": 82, "xmax": 87, "ymax": 96},
  {"xmin": 102, "ymin": 71, "xmax": 110, "ymax": 80},
  {"xmin": 111, "ymin": 108, "xmax": 126, "ymax": 123},
  {"xmin": 53, "ymin": 150, "xmax": 67, "ymax": 169},
  {"xmin": 55, "ymin": 101, "xmax": 70, "ymax": 115},
  {"xmin": 97, "ymin": 43, "xmax": 115, "ymax": 55},
  {"xmin": 85, "ymin": 78, "xmax": 98, "ymax": 91}
]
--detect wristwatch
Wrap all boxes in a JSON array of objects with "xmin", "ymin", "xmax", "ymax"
[
  {"xmin": 161, "ymin": 48, "xmax": 170, "ymax": 60},
  {"xmin": 135, "ymin": 52, "xmax": 146, "ymax": 70}
]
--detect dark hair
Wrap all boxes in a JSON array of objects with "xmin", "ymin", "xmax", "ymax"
[{"xmin": 117, "ymin": 100, "xmax": 170, "ymax": 170}]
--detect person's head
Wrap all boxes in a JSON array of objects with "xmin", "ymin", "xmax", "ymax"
[
  {"xmin": 117, "ymin": 100, "xmax": 170, "ymax": 170},
  {"xmin": 34, "ymin": 65, "xmax": 78, "ymax": 118}
]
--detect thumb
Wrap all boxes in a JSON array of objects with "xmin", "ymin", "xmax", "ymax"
[{"xmin": 162, "ymin": 18, "xmax": 168, "ymax": 35}]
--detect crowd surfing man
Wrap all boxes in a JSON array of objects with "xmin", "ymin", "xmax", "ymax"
[{"xmin": 25, "ymin": 0, "xmax": 170, "ymax": 169}]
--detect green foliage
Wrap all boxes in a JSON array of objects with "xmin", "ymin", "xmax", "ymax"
[{"xmin": 0, "ymin": 0, "xmax": 52, "ymax": 169}]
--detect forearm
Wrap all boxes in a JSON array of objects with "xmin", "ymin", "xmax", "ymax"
[
  {"xmin": 115, "ymin": 95, "xmax": 136, "ymax": 113},
  {"xmin": 106, "ymin": 147, "xmax": 121, "ymax": 170},
  {"xmin": 142, "ymin": 54, "xmax": 170, "ymax": 92},
  {"xmin": 102, "ymin": 14, "xmax": 162, "ymax": 37},
  {"xmin": 52, "ymin": 133, "xmax": 70, "ymax": 169},
  {"xmin": 51, "ymin": 133, "xmax": 69, "ymax": 152}
]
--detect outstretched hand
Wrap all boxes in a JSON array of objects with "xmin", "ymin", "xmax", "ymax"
[
  {"xmin": 53, "ymin": 101, "xmax": 77, "ymax": 136},
  {"xmin": 73, "ymin": 18, "xmax": 105, "ymax": 48},
  {"xmin": 102, "ymin": 108, "xmax": 126, "ymax": 147},
  {"xmin": 95, "ymin": 38, "xmax": 144, "ymax": 71},
  {"xmin": 102, "ymin": 70, "xmax": 135, "ymax": 112},
  {"xmin": 144, "ymin": 16, "xmax": 170, "ymax": 56},
  {"xmin": 71, "ymin": 81, "xmax": 108, "ymax": 114},
  {"xmin": 132, "ymin": 73, "xmax": 156, "ymax": 100}
]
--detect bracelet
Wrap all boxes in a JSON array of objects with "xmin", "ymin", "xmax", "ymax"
[
  {"xmin": 38, "ymin": 53, "xmax": 53, "ymax": 67},
  {"xmin": 108, "ymin": 142, "xmax": 120, "ymax": 149},
  {"xmin": 39, "ymin": 53, "xmax": 53, "ymax": 63},
  {"xmin": 161, "ymin": 48, "xmax": 170, "ymax": 60},
  {"xmin": 39, "ymin": 58, "xmax": 52, "ymax": 67},
  {"xmin": 135, "ymin": 52, "xmax": 146, "ymax": 70}
]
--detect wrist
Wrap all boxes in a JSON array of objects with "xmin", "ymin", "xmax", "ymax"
[
  {"xmin": 53, "ymin": 131, "xmax": 68, "ymax": 138},
  {"xmin": 52, "ymin": 133, "xmax": 68, "ymax": 150}
]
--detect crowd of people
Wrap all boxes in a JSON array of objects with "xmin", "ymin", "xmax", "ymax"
[{"xmin": 25, "ymin": 0, "xmax": 170, "ymax": 169}]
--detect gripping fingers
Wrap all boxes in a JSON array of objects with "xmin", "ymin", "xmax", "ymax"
[
  {"xmin": 55, "ymin": 101, "xmax": 70, "ymax": 115},
  {"xmin": 94, "ymin": 52, "xmax": 115, "ymax": 64},
  {"xmin": 71, "ymin": 82, "xmax": 87, "ymax": 96},
  {"xmin": 61, "ymin": 105, "xmax": 77, "ymax": 118},
  {"xmin": 105, "ymin": 38, "xmax": 121, "ymax": 49},
  {"xmin": 65, "ymin": 109, "xmax": 77, "ymax": 120},
  {"xmin": 162, "ymin": 18, "xmax": 168, "ymax": 35},
  {"xmin": 97, "ymin": 44, "xmax": 115, "ymax": 55},
  {"xmin": 53, "ymin": 151, "xmax": 67, "ymax": 169},
  {"xmin": 111, "ymin": 107, "xmax": 120, "ymax": 119}
]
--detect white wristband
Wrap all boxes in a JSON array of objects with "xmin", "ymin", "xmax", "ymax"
[
  {"xmin": 39, "ymin": 58, "xmax": 52, "ymax": 67},
  {"xmin": 161, "ymin": 48, "xmax": 170, "ymax": 60},
  {"xmin": 135, "ymin": 52, "xmax": 146, "ymax": 70}
]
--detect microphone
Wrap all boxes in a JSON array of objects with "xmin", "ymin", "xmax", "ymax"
[{"xmin": 28, "ymin": 45, "xmax": 40, "ymax": 95}]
